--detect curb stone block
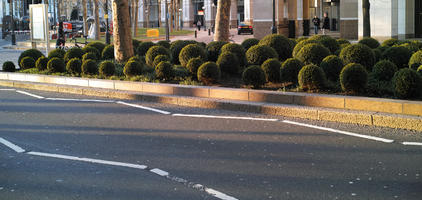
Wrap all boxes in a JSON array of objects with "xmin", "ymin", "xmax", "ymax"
[
  {"xmin": 403, "ymin": 103, "xmax": 422, "ymax": 117},
  {"xmin": 142, "ymin": 83, "xmax": 174, "ymax": 95},
  {"xmin": 44, "ymin": 76, "xmax": 67, "ymax": 84},
  {"xmin": 88, "ymin": 80, "xmax": 115, "ymax": 89},
  {"xmin": 372, "ymin": 114, "xmax": 422, "ymax": 131},
  {"xmin": 345, "ymin": 98, "xmax": 403, "ymax": 114},
  {"xmin": 58, "ymin": 86, "xmax": 84, "ymax": 95},
  {"xmin": 294, "ymin": 94, "xmax": 345, "ymax": 109},
  {"xmin": 114, "ymin": 81, "xmax": 143, "ymax": 92},
  {"xmin": 318, "ymin": 110, "xmax": 373, "ymax": 126},
  {"xmin": 173, "ymin": 86, "xmax": 210, "ymax": 98},
  {"xmin": 25, "ymin": 74, "xmax": 45, "ymax": 83},
  {"xmin": 210, "ymin": 88, "xmax": 249, "ymax": 101},
  {"xmin": 0, "ymin": 80, "xmax": 14, "ymax": 87},
  {"xmin": 248, "ymin": 91, "xmax": 294, "ymax": 104},
  {"xmin": 8, "ymin": 73, "xmax": 26, "ymax": 81},
  {"xmin": 65, "ymin": 77, "xmax": 89, "ymax": 87}
]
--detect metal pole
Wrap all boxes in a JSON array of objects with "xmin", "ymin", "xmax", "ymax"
[
  {"xmin": 105, "ymin": 0, "xmax": 110, "ymax": 44},
  {"xmin": 11, "ymin": 0, "xmax": 16, "ymax": 45},
  {"xmin": 271, "ymin": 0, "xmax": 276, "ymax": 34},
  {"xmin": 165, "ymin": 0, "xmax": 169, "ymax": 41}
]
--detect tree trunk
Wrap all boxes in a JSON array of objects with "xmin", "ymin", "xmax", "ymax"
[
  {"xmin": 170, "ymin": 0, "xmax": 174, "ymax": 32},
  {"xmin": 175, "ymin": 0, "xmax": 179, "ymax": 31},
  {"xmin": 113, "ymin": 0, "xmax": 134, "ymax": 62},
  {"xmin": 82, "ymin": 0, "xmax": 88, "ymax": 36},
  {"xmin": 158, "ymin": 0, "xmax": 162, "ymax": 27},
  {"xmin": 134, "ymin": 0, "xmax": 139, "ymax": 37},
  {"xmin": 362, "ymin": 0, "xmax": 371, "ymax": 37},
  {"xmin": 214, "ymin": 0, "xmax": 231, "ymax": 42},
  {"xmin": 57, "ymin": 0, "xmax": 61, "ymax": 22},
  {"xmin": 94, "ymin": 0, "xmax": 100, "ymax": 40},
  {"xmin": 146, "ymin": 0, "xmax": 150, "ymax": 28}
]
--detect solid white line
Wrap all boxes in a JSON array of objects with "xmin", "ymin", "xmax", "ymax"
[
  {"xmin": 402, "ymin": 142, "xmax": 422, "ymax": 146},
  {"xmin": 172, "ymin": 113, "xmax": 279, "ymax": 122},
  {"xmin": 16, "ymin": 90, "xmax": 45, "ymax": 99},
  {"xmin": 205, "ymin": 188, "xmax": 239, "ymax": 200},
  {"xmin": 46, "ymin": 97, "xmax": 115, "ymax": 103},
  {"xmin": 0, "ymin": 89, "xmax": 16, "ymax": 91},
  {"xmin": 282, "ymin": 120, "xmax": 395, "ymax": 143},
  {"xmin": 0, "ymin": 137, "xmax": 26, "ymax": 153},
  {"xmin": 116, "ymin": 101, "xmax": 171, "ymax": 115},
  {"xmin": 150, "ymin": 168, "xmax": 169, "ymax": 176}
]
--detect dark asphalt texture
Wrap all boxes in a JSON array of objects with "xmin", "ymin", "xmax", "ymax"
[{"xmin": 0, "ymin": 87, "xmax": 421, "ymax": 200}]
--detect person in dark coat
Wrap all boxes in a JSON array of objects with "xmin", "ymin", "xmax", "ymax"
[
  {"xmin": 56, "ymin": 21, "xmax": 66, "ymax": 48},
  {"xmin": 322, "ymin": 12, "xmax": 330, "ymax": 35},
  {"xmin": 312, "ymin": 16, "xmax": 320, "ymax": 35}
]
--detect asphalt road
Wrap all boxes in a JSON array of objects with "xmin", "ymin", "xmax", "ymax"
[{"xmin": 0, "ymin": 86, "xmax": 421, "ymax": 200}]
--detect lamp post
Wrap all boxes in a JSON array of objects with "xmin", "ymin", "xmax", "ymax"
[
  {"xmin": 10, "ymin": 0, "xmax": 16, "ymax": 45},
  {"xmin": 165, "ymin": 0, "xmax": 169, "ymax": 41},
  {"xmin": 271, "ymin": 0, "xmax": 277, "ymax": 34},
  {"xmin": 105, "ymin": 0, "xmax": 110, "ymax": 44}
]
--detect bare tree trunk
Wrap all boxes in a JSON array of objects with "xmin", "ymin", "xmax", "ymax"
[
  {"xmin": 134, "ymin": 0, "xmax": 139, "ymax": 37},
  {"xmin": 82, "ymin": 0, "xmax": 88, "ymax": 36},
  {"xmin": 146, "ymin": 0, "xmax": 150, "ymax": 28},
  {"xmin": 362, "ymin": 0, "xmax": 371, "ymax": 37},
  {"xmin": 175, "ymin": 0, "xmax": 179, "ymax": 31},
  {"xmin": 214, "ymin": 0, "xmax": 231, "ymax": 42},
  {"xmin": 113, "ymin": 0, "xmax": 134, "ymax": 62},
  {"xmin": 94, "ymin": 0, "xmax": 100, "ymax": 40},
  {"xmin": 170, "ymin": 0, "xmax": 174, "ymax": 32},
  {"xmin": 158, "ymin": 0, "xmax": 162, "ymax": 27}
]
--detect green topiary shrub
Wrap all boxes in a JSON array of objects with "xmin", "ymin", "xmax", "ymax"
[
  {"xmin": 64, "ymin": 47, "xmax": 84, "ymax": 62},
  {"xmin": 35, "ymin": 56, "xmax": 49, "ymax": 71},
  {"xmin": 261, "ymin": 58, "xmax": 281, "ymax": 83},
  {"xmin": 340, "ymin": 63, "xmax": 368, "ymax": 93},
  {"xmin": 206, "ymin": 41, "xmax": 228, "ymax": 62},
  {"xmin": 155, "ymin": 61, "xmax": 174, "ymax": 81},
  {"xmin": 83, "ymin": 46, "xmax": 100, "ymax": 58},
  {"xmin": 197, "ymin": 61, "xmax": 220, "ymax": 85},
  {"xmin": 396, "ymin": 41, "xmax": 420, "ymax": 54},
  {"xmin": 145, "ymin": 45, "xmax": 170, "ymax": 67},
  {"xmin": 280, "ymin": 58, "xmax": 304, "ymax": 84},
  {"xmin": 241, "ymin": 38, "xmax": 260, "ymax": 51},
  {"xmin": 179, "ymin": 44, "xmax": 207, "ymax": 67},
  {"xmin": 66, "ymin": 58, "xmax": 82, "ymax": 75},
  {"xmin": 20, "ymin": 56, "xmax": 35, "ymax": 70},
  {"xmin": 217, "ymin": 51, "xmax": 240, "ymax": 75},
  {"xmin": 258, "ymin": 34, "xmax": 293, "ymax": 60},
  {"xmin": 292, "ymin": 39, "xmax": 320, "ymax": 58},
  {"xmin": 373, "ymin": 48, "xmax": 382, "ymax": 63},
  {"xmin": 242, "ymin": 65, "xmax": 266, "ymax": 88},
  {"xmin": 99, "ymin": 60, "xmax": 115, "ymax": 77},
  {"xmin": 82, "ymin": 52, "xmax": 97, "ymax": 62},
  {"xmin": 221, "ymin": 43, "xmax": 247, "ymax": 67},
  {"xmin": 81, "ymin": 59, "xmax": 98, "ymax": 75},
  {"xmin": 382, "ymin": 46, "xmax": 412, "ymax": 69},
  {"xmin": 418, "ymin": 65, "xmax": 422, "ymax": 76},
  {"xmin": 295, "ymin": 43, "xmax": 330, "ymax": 65},
  {"xmin": 186, "ymin": 57, "xmax": 204, "ymax": 76},
  {"xmin": 288, "ymin": 38, "xmax": 298, "ymax": 50},
  {"xmin": 137, "ymin": 41, "xmax": 156, "ymax": 56},
  {"xmin": 320, "ymin": 55, "xmax": 344, "ymax": 82},
  {"xmin": 170, "ymin": 40, "xmax": 197, "ymax": 64},
  {"xmin": 86, "ymin": 42, "xmax": 106, "ymax": 54},
  {"xmin": 298, "ymin": 64, "xmax": 327, "ymax": 91},
  {"xmin": 124, "ymin": 61, "xmax": 143, "ymax": 77},
  {"xmin": 246, "ymin": 45, "xmax": 278, "ymax": 66},
  {"xmin": 296, "ymin": 37, "xmax": 308, "ymax": 43},
  {"xmin": 2, "ymin": 61, "xmax": 16, "ymax": 72},
  {"xmin": 153, "ymin": 55, "xmax": 170, "ymax": 68},
  {"xmin": 18, "ymin": 49, "xmax": 44, "ymax": 68},
  {"xmin": 339, "ymin": 43, "xmax": 375, "ymax": 71},
  {"xmin": 102, "ymin": 44, "xmax": 114, "ymax": 60},
  {"xmin": 358, "ymin": 37, "xmax": 380, "ymax": 49},
  {"xmin": 393, "ymin": 68, "xmax": 422, "ymax": 99},
  {"xmin": 336, "ymin": 39, "xmax": 351, "ymax": 46},
  {"xmin": 308, "ymin": 35, "xmax": 339, "ymax": 53},
  {"xmin": 382, "ymin": 38, "xmax": 400, "ymax": 47},
  {"xmin": 157, "ymin": 40, "xmax": 171, "ymax": 49},
  {"xmin": 132, "ymin": 39, "xmax": 141, "ymax": 54},
  {"xmin": 48, "ymin": 49, "xmax": 65, "ymax": 59},
  {"xmin": 372, "ymin": 60, "xmax": 398, "ymax": 81},
  {"xmin": 128, "ymin": 55, "xmax": 143, "ymax": 63},
  {"xmin": 47, "ymin": 57, "xmax": 66, "ymax": 73},
  {"xmin": 409, "ymin": 50, "xmax": 422, "ymax": 70}
]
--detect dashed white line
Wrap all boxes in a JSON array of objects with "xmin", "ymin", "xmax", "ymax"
[
  {"xmin": 116, "ymin": 101, "xmax": 171, "ymax": 115},
  {"xmin": 282, "ymin": 120, "xmax": 395, "ymax": 143},
  {"xmin": 150, "ymin": 168, "xmax": 170, "ymax": 176},
  {"xmin": 46, "ymin": 97, "xmax": 115, "ymax": 103},
  {"xmin": 402, "ymin": 142, "xmax": 422, "ymax": 146},
  {"xmin": 16, "ymin": 90, "xmax": 45, "ymax": 99},
  {"xmin": 205, "ymin": 188, "xmax": 239, "ymax": 200},
  {"xmin": 0, "ymin": 137, "xmax": 26, "ymax": 153},
  {"xmin": 172, "ymin": 113, "xmax": 279, "ymax": 122}
]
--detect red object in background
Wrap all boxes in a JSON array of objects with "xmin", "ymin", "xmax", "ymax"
[{"xmin": 57, "ymin": 22, "xmax": 72, "ymax": 32}]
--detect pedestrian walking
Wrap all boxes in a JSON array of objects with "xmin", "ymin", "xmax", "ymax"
[
  {"xmin": 197, "ymin": 20, "xmax": 202, "ymax": 31},
  {"xmin": 56, "ymin": 21, "xmax": 66, "ymax": 49},
  {"xmin": 312, "ymin": 16, "xmax": 320, "ymax": 35},
  {"xmin": 322, "ymin": 12, "xmax": 330, "ymax": 35}
]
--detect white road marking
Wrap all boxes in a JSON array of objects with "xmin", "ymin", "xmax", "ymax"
[
  {"xmin": 205, "ymin": 188, "xmax": 239, "ymax": 200},
  {"xmin": 282, "ymin": 120, "xmax": 395, "ymax": 143},
  {"xmin": 0, "ymin": 89, "xmax": 16, "ymax": 91},
  {"xmin": 46, "ymin": 97, "xmax": 115, "ymax": 103},
  {"xmin": 402, "ymin": 142, "xmax": 422, "ymax": 146},
  {"xmin": 0, "ymin": 137, "xmax": 26, "ymax": 153},
  {"xmin": 172, "ymin": 113, "xmax": 279, "ymax": 122},
  {"xmin": 16, "ymin": 90, "xmax": 45, "ymax": 99},
  {"xmin": 116, "ymin": 101, "xmax": 171, "ymax": 115},
  {"xmin": 150, "ymin": 168, "xmax": 170, "ymax": 176}
]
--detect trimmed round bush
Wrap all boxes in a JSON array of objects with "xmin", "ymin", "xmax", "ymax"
[
  {"xmin": 48, "ymin": 49, "xmax": 65, "ymax": 59},
  {"xmin": 336, "ymin": 39, "xmax": 351, "ymax": 46},
  {"xmin": 86, "ymin": 42, "xmax": 106, "ymax": 54},
  {"xmin": 197, "ymin": 61, "xmax": 220, "ymax": 85},
  {"xmin": 82, "ymin": 52, "xmax": 97, "ymax": 62},
  {"xmin": 358, "ymin": 37, "xmax": 380, "ymax": 49},
  {"xmin": 179, "ymin": 44, "xmax": 207, "ymax": 67},
  {"xmin": 261, "ymin": 58, "xmax": 281, "ymax": 83},
  {"xmin": 99, "ymin": 60, "xmax": 115, "ymax": 77},
  {"xmin": 258, "ymin": 34, "xmax": 293, "ymax": 60},
  {"xmin": 206, "ymin": 41, "xmax": 228, "ymax": 62},
  {"xmin": 217, "ymin": 51, "xmax": 240, "ymax": 75},
  {"xmin": 153, "ymin": 55, "xmax": 170, "ymax": 68},
  {"xmin": 18, "ymin": 49, "xmax": 44, "ymax": 68},
  {"xmin": 145, "ymin": 45, "xmax": 170, "ymax": 67},
  {"xmin": 170, "ymin": 40, "xmax": 197, "ymax": 64},
  {"xmin": 373, "ymin": 48, "xmax": 382, "ymax": 63},
  {"xmin": 382, "ymin": 46, "xmax": 412, "ymax": 69},
  {"xmin": 221, "ymin": 43, "xmax": 247, "ymax": 67},
  {"xmin": 20, "ymin": 56, "xmax": 35, "ymax": 70},
  {"xmin": 47, "ymin": 57, "xmax": 66, "ymax": 73},
  {"xmin": 393, "ymin": 68, "xmax": 422, "ymax": 99},
  {"xmin": 320, "ymin": 55, "xmax": 344, "ymax": 82},
  {"xmin": 246, "ymin": 45, "xmax": 278, "ymax": 66},
  {"xmin": 289, "ymin": 38, "xmax": 298, "ymax": 49},
  {"xmin": 155, "ymin": 61, "xmax": 174, "ymax": 81},
  {"xmin": 66, "ymin": 58, "xmax": 82, "ymax": 75},
  {"xmin": 124, "ymin": 61, "xmax": 143, "ymax": 77},
  {"xmin": 296, "ymin": 37, "xmax": 308, "ymax": 43},
  {"xmin": 409, "ymin": 50, "xmax": 422, "ymax": 70},
  {"xmin": 128, "ymin": 55, "xmax": 143, "ymax": 63},
  {"xmin": 186, "ymin": 57, "xmax": 204, "ymax": 76},
  {"xmin": 295, "ymin": 43, "xmax": 330, "ymax": 65},
  {"xmin": 308, "ymin": 35, "xmax": 339, "ymax": 53},
  {"xmin": 132, "ymin": 40, "xmax": 141, "ymax": 54},
  {"xmin": 102, "ymin": 44, "xmax": 114, "ymax": 60},
  {"xmin": 2, "ymin": 61, "xmax": 16, "ymax": 72},
  {"xmin": 241, "ymin": 38, "xmax": 260, "ymax": 51},
  {"xmin": 372, "ymin": 60, "xmax": 398, "ymax": 81},
  {"xmin": 35, "ymin": 56, "xmax": 49, "ymax": 71},
  {"xmin": 82, "ymin": 46, "xmax": 100, "ymax": 58},
  {"xmin": 396, "ymin": 41, "xmax": 420, "ymax": 54},
  {"xmin": 157, "ymin": 40, "xmax": 171, "ymax": 49},
  {"xmin": 382, "ymin": 38, "xmax": 400, "ymax": 47},
  {"xmin": 137, "ymin": 41, "xmax": 156, "ymax": 56},
  {"xmin": 292, "ymin": 39, "xmax": 320, "ymax": 58},
  {"xmin": 340, "ymin": 63, "xmax": 368, "ymax": 93},
  {"xmin": 242, "ymin": 65, "xmax": 266, "ymax": 88},
  {"xmin": 280, "ymin": 58, "xmax": 304, "ymax": 84},
  {"xmin": 339, "ymin": 43, "xmax": 375, "ymax": 71},
  {"xmin": 64, "ymin": 47, "xmax": 84, "ymax": 62},
  {"xmin": 298, "ymin": 64, "xmax": 327, "ymax": 91},
  {"xmin": 81, "ymin": 59, "xmax": 98, "ymax": 75},
  {"xmin": 417, "ymin": 65, "xmax": 422, "ymax": 76}
]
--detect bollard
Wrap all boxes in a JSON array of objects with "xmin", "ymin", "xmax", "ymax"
[
  {"xmin": 195, "ymin": 30, "xmax": 197, "ymax": 38},
  {"xmin": 208, "ymin": 29, "xmax": 211, "ymax": 36}
]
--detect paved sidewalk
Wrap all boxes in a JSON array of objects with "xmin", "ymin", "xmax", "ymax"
[{"xmin": 174, "ymin": 28, "xmax": 254, "ymax": 43}]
